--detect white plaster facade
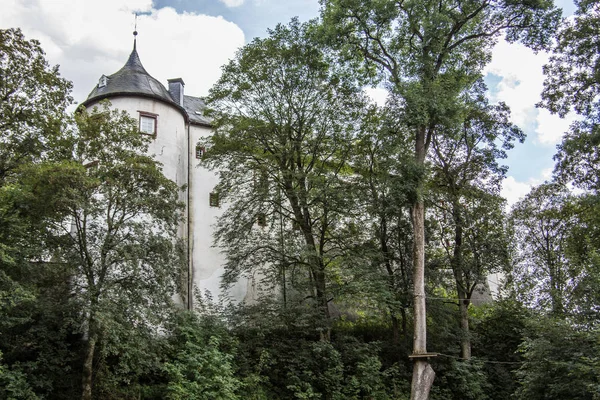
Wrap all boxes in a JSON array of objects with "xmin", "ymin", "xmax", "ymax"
[{"xmin": 82, "ymin": 45, "xmax": 250, "ymax": 308}]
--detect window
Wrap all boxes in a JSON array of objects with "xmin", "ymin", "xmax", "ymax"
[
  {"xmin": 257, "ymin": 213, "xmax": 267, "ymax": 227},
  {"xmin": 196, "ymin": 144, "xmax": 206, "ymax": 159},
  {"xmin": 83, "ymin": 160, "xmax": 99, "ymax": 169},
  {"xmin": 138, "ymin": 112, "xmax": 158, "ymax": 136},
  {"xmin": 98, "ymin": 75, "xmax": 107, "ymax": 88},
  {"xmin": 209, "ymin": 192, "xmax": 219, "ymax": 207}
]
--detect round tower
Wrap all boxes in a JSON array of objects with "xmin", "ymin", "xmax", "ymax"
[
  {"xmin": 81, "ymin": 36, "xmax": 251, "ymax": 308},
  {"xmin": 81, "ymin": 41, "xmax": 188, "ymax": 191}
]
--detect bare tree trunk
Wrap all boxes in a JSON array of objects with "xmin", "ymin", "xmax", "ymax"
[
  {"xmin": 410, "ymin": 125, "xmax": 435, "ymax": 399},
  {"xmin": 400, "ymin": 307, "xmax": 407, "ymax": 336},
  {"xmin": 411, "ymin": 360, "xmax": 436, "ymax": 400},
  {"xmin": 81, "ymin": 334, "xmax": 96, "ymax": 400},
  {"xmin": 314, "ymin": 266, "xmax": 331, "ymax": 341},
  {"xmin": 458, "ymin": 294, "xmax": 471, "ymax": 360},
  {"xmin": 451, "ymin": 202, "xmax": 471, "ymax": 360},
  {"xmin": 411, "ymin": 199, "xmax": 435, "ymax": 400}
]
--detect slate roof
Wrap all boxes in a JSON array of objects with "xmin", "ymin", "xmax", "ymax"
[
  {"xmin": 183, "ymin": 95, "xmax": 211, "ymax": 126},
  {"xmin": 82, "ymin": 46, "xmax": 180, "ymax": 110},
  {"xmin": 81, "ymin": 44, "xmax": 211, "ymax": 127}
]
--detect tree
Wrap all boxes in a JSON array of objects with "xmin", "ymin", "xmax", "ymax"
[
  {"xmin": 0, "ymin": 28, "xmax": 81, "ymax": 398},
  {"xmin": 430, "ymin": 190, "xmax": 510, "ymax": 358},
  {"xmin": 319, "ymin": 1, "xmax": 559, "ymax": 397},
  {"xmin": 163, "ymin": 311, "xmax": 240, "ymax": 400},
  {"xmin": 0, "ymin": 28, "xmax": 72, "ymax": 184},
  {"xmin": 55, "ymin": 104, "xmax": 184, "ymax": 400},
  {"xmin": 539, "ymin": 0, "xmax": 600, "ymax": 327},
  {"xmin": 350, "ymin": 104, "xmax": 416, "ymax": 344},
  {"xmin": 0, "ymin": 26, "xmax": 73, "ymax": 289},
  {"xmin": 540, "ymin": 0, "xmax": 600, "ymax": 194},
  {"xmin": 428, "ymin": 81, "xmax": 519, "ymax": 359},
  {"xmin": 540, "ymin": 0, "xmax": 600, "ymax": 119},
  {"xmin": 510, "ymin": 183, "xmax": 575, "ymax": 317},
  {"xmin": 471, "ymin": 300, "xmax": 530, "ymax": 400},
  {"xmin": 515, "ymin": 317, "xmax": 600, "ymax": 400},
  {"xmin": 203, "ymin": 20, "xmax": 368, "ymax": 335}
]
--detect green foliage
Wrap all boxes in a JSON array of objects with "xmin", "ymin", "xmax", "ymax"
[
  {"xmin": 554, "ymin": 120, "xmax": 600, "ymax": 192},
  {"xmin": 0, "ymin": 28, "xmax": 73, "ymax": 183},
  {"xmin": 320, "ymin": 0, "xmax": 560, "ymax": 127},
  {"xmin": 471, "ymin": 300, "xmax": 530, "ymax": 400},
  {"xmin": 2, "ymin": 7, "xmax": 598, "ymax": 400},
  {"xmin": 204, "ymin": 18, "xmax": 370, "ymax": 325},
  {"xmin": 540, "ymin": 0, "xmax": 600, "ymax": 118},
  {"xmin": 510, "ymin": 183, "xmax": 575, "ymax": 316},
  {"xmin": 161, "ymin": 311, "xmax": 239, "ymax": 400},
  {"xmin": 430, "ymin": 358, "xmax": 490, "ymax": 400},
  {"xmin": 516, "ymin": 318, "xmax": 600, "ymax": 400},
  {"xmin": 164, "ymin": 333, "xmax": 239, "ymax": 400},
  {"xmin": 0, "ymin": 351, "xmax": 38, "ymax": 400}
]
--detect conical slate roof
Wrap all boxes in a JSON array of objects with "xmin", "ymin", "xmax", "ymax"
[{"xmin": 82, "ymin": 45, "xmax": 177, "ymax": 108}]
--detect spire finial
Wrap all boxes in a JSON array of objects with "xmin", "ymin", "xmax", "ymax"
[{"xmin": 133, "ymin": 13, "xmax": 138, "ymax": 50}]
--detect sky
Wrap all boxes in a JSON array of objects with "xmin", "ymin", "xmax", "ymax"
[{"xmin": 0, "ymin": 0, "xmax": 577, "ymax": 207}]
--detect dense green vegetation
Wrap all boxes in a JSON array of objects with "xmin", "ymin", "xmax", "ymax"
[{"xmin": 1, "ymin": 0, "xmax": 599, "ymax": 398}]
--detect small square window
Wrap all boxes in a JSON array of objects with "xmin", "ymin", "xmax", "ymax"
[
  {"xmin": 209, "ymin": 192, "xmax": 219, "ymax": 207},
  {"xmin": 196, "ymin": 145, "xmax": 206, "ymax": 159},
  {"xmin": 138, "ymin": 112, "xmax": 157, "ymax": 136},
  {"xmin": 257, "ymin": 213, "xmax": 267, "ymax": 227}
]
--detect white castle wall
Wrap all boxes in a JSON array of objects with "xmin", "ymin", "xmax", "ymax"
[
  {"xmin": 88, "ymin": 97, "xmax": 187, "ymax": 190},
  {"xmin": 188, "ymin": 124, "xmax": 249, "ymax": 304},
  {"xmin": 86, "ymin": 96, "xmax": 250, "ymax": 306}
]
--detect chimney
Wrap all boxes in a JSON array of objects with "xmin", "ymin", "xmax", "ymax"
[{"xmin": 168, "ymin": 78, "xmax": 185, "ymax": 106}]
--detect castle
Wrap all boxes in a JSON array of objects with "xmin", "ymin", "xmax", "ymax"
[
  {"xmin": 82, "ymin": 37, "xmax": 501, "ymax": 309},
  {"xmin": 81, "ymin": 38, "xmax": 251, "ymax": 309}
]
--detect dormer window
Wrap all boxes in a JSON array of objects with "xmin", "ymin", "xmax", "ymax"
[
  {"xmin": 98, "ymin": 75, "xmax": 108, "ymax": 88},
  {"xmin": 138, "ymin": 111, "xmax": 158, "ymax": 136}
]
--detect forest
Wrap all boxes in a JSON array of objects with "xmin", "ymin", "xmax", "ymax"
[{"xmin": 0, "ymin": 0, "xmax": 599, "ymax": 399}]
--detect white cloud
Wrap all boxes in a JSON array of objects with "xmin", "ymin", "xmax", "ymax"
[
  {"xmin": 535, "ymin": 108, "xmax": 579, "ymax": 145},
  {"xmin": 364, "ymin": 87, "xmax": 388, "ymax": 106},
  {"xmin": 485, "ymin": 40, "xmax": 578, "ymax": 146},
  {"xmin": 485, "ymin": 41, "xmax": 548, "ymax": 128},
  {"xmin": 502, "ymin": 176, "xmax": 533, "ymax": 207},
  {"xmin": 501, "ymin": 168, "xmax": 552, "ymax": 207},
  {"xmin": 219, "ymin": 0, "xmax": 245, "ymax": 7},
  {"xmin": 0, "ymin": 0, "xmax": 245, "ymax": 105}
]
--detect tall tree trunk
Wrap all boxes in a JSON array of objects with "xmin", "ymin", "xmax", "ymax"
[
  {"xmin": 391, "ymin": 314, "xmax": 400, "ymax": 345},
  {"xmin": 410, "ymin": 199, "xmax": 435, "ymax": 400},
  {"xmin": 457, "ymin": 288, "xmax": 471, "ymax": 360},
  {"xmin": 410, "ymin": 126, "xmax": 435, "ymax": 400},
  {"xmin": 400, "ymin": 306, "xmax": 407, "ymax": 336},
  {"xmin": 81, "ymin": 332, "xmax": 96, "ymax": 400},
  {"xmin": 411, "ymin": 360, "xmax": 436, "ymax": 400},
  {"xmin": 451, "ymin": 201, "xmax": 471, "ymax": 360},
  {"xmin": 314, "ymin": 266, "xmax": 331, "ymax": 341}
]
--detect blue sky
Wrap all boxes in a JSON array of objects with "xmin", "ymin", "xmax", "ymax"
[
  {"xmin": 151, "ymin": 0, "xmax": 578, "ymax": 203},
  {"xmin": 0, "ymin": 0, "xmax": 578, "ymax": 205},
  {"xmin": 153, "ymin": 0, "xmax": 321, "ymax": 41}
]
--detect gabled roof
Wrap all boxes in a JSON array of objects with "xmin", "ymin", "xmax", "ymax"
[{"xmin": 81, "ymin": 46, "xmax": 181, "ymax": 111}]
